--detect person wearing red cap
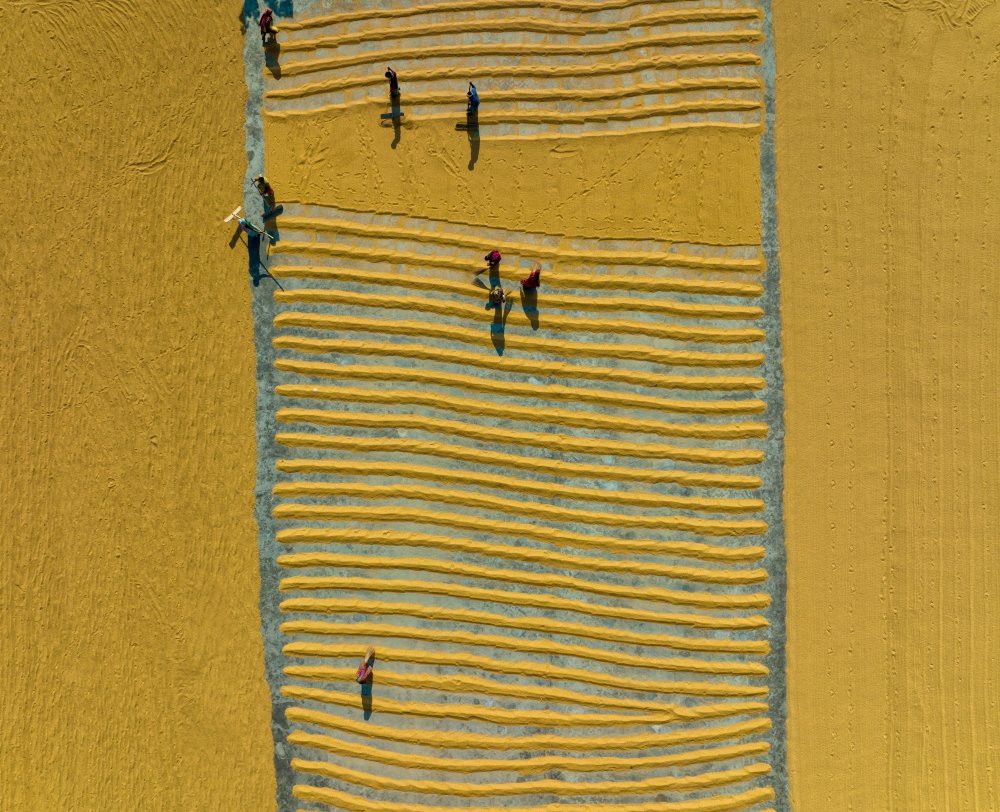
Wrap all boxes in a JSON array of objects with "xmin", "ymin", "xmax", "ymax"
[{"xmin": 259, "ymin": 7, "xmax": 276, "ymax": 45}]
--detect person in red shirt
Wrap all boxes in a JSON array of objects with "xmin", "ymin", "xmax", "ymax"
[
  {"xmin": 259, "ymin": 7, "xmax": 276, "ymax": 45},
  {"xmin": 356, "ymin": 647, "xmax": 375, "ymax": 684},
  {"xmin": 521, "ymin": 262, "xmax": 541, "ymax": 290}
]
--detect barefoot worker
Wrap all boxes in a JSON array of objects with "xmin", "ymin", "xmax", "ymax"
[
  {"xmin": 521, "ymin": 262, "xmax": 542, "ymax": 290},
  {"xmin": 467, "ymin": 81, "xmax": 480, "ymax": 114},
  {"xmin": 253, "ymin": 175, "xmax": 274, "ymax": 200},
  {"xmin": 489, "ymin": 285, "xmax": 511, "ymax": 307},
  {"xmin": 237, "ymin": 216, "xmax": 272, "ymax": 242},
  {"xmin": 356, "ymin": 647, "xmax": 375, "ymax": 684},
  {"xmin": 385, "ymin": 66, "xmax": 400, "ymax": 97},
  {"xmin": 259, "ymin": 7, "xmax": 276, "ymax": 45}
]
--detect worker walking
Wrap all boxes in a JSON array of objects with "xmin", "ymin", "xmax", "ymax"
[
  {"xmin": 259, "ymin": 7, "xmax": 276, "ymax": 45},
  {"xmin": 521, "ymin": 262, "xmax": 542, "ymax": 290},
  {"xmin": 356, "ymin": 647, "xmax": 375, "ymax": 684},
  {"xmin": 467, "ymin": 81, "xmax": 480, "ymax": 113}
]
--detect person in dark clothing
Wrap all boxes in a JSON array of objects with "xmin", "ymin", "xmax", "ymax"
[{"xmin": 385, "ymin": 66, "xmax": 400, "ymax": 97}]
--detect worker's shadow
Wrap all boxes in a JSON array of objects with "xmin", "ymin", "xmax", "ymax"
[
  {"xmin": 231, "ymin": 231, "xmax": 283, "ymax": 289},
  {"xmin": 264, "ymin": 38, "xmax": 281, "ymax": 79},
  {"xmin": 487, "ymin": 298, "xmax": 513, "ymax": 355},
  {"xmin": 360, "ymin": 668, "xmax": 375, "ymax": 720},
  {"xmin": 388, "ymin": 95, "xmax": 403, "ymax": 149},
  {"xmin": 262, "ymin": 204, "xmax": 282, "ymax": 244},
  {"xmin": 520, "ymin": 288, "xmax": 540, "ymax": 330},
  {"xmin": 466, "ymin": 111, "xmax": 480, "ymax": 170},
  {"xmin": 473, "ymin": 264, "xmax": 501, "ymax": 288}
]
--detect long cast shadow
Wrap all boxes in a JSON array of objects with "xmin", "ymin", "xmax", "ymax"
[
  {"xmin": 488, "ymin": 298, "xmax": 513, "ymax": 355},
  {"xmin": 388, "ymin": 95, "xmax": 403, "ymax": 148},
  {"xmin": 361, "ymin": 672, "xmax": 374, "ymax": 720},
  {"xmin": 520, "ymin": 287, "xmax": 540, "ymax": 330},
  {"xmin": 466, "ymin": 110, "xmax": 480, "ymax": 169},
  {"xmin": 264, "ymin": 38, "xmax": 281, "ymax": 79},
  {"xmin": 238, "ymin": 231, "xmax": 283, "ymax": 289}
]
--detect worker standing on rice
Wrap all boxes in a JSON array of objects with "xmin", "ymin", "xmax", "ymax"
[
  {"xmin": 253, "ymin": 175, "xmax": 274, "ymax": 200},
  {"xmin": 467, "ymin": 81, "xmax": 480, "ymax": 114},
  {"xmin": 259, "ymin": 7, "xmax": 276, "ymax": 45},
  {"xmin": 356, "ymin": 647, "xmax": 375, "ymax": 684},
  {"xmin": 521, "ymin": 262, "xmax": 542, "ymax": 290},
  {"xmin": 385, "ymin": 66, "xmax": 400, "ymax": 97}
]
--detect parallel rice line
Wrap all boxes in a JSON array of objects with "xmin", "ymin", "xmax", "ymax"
[
  {"xmin": 279, "ymin": 596, "xmax": 771, "ymax": 644},
  {"xmin": 267, "ymin": 76, "xmax": 762, "ymax": 107},
  {"xmin": 275, "ymin": 508, "xmax": 769, "ymax": 559},
  {"xmin": 274, "ymin": 475, "xmax": 762, "ymax": 515},
  {"xmin": 280, "ymin": 7, "xmax": 761, "ymax": 51},
  {"xmin": 291, "ymin": 758, "xmax": 771, "ymax": 794},
  {"xmin": 286, "ymin": 669, "xmax": 751, "ymax": 713},
  {"xmin": 278, "ymin": 0, "xmax": 749, "ymax": 29},
  {"xmin": 283, "ymin": 688, "xmax": 767, "ymax": 726},
  {"xmin": 276, "ymin": 359, "xmax": 764, "ymax": 398},
  {"xmin": 276, "ymin": 410, "xmax": 767, "ymax": 463},
  {"xmin": 273, "ymin": 51, "xmax": 761, "ymax": 87},
  {"xmin": 277, "ymin": 30, "xmax": 763, "ymax": 60},
  {"xmin": 273, "ymin": 319, "xmax": 766, "ymax": 365},
  {"xmin": 277, "ymin": 541, "xmax": 767, "ymax": 580},
  {"xmin": 280, "ymin": 577, "xmax": 771, "ymax": 620},
  {"xmin": 458, "ymin": 121, "xmax": 765, "ymax": 143},
  {"xmin": 279, "ymin": 567, "xmax": 768, "ymax": 612},
  {"xmin": 291, "ymin": 786, "xmax": 776, "ymax": 811},
  {"xmin": 288, "ymin": 729, "xmax": 769, "ymax": 773},
  {"xmin": 272, "ymin": 311, "xmax": 763, "ymax": 364},
  {"xmin": 274, "ymin": 497, "xmax": 769, "ymax": 536},
  {"xmin": 278, "ymin": 98, "xmax": 762, "ymax": 123},
  {"xmin": 270, "ymin": 218, "xmax": 763, "ymax": 271},
  {"xmin": 275, "ymin": 436, "xmax": 764, "ymax": 489},
  {"xmin": 271, "ymin": 294, "xmax": 765, "ymax": 342},
  {"xmin": 275, "ymin": 387, "xmax": 769, "ymax": 441},
  {"xmin": 274, "ymin": 340, "xmax": 764, "ymax": 381},
  {"xmin": 274, "ymin": 272, "xmax": 764, "ymax": 296},
  {"xmin": 368, "ymin": 99, "xmax": 762, "ymax": 127},
  {"xmin": 284, "ymin": 709, "xmax": 772, "ymax": 750},
  {"xmin": 281, "ymin": 622, "xmax": 770, "ymax": 672},
  {"xmin": 269, "ymin": 273, "xmax": 764, "ymax": 320},
  {"xmin": 283, "ymin": 650, "xmax": 767, "ymax": 695},
  {"xmin": 275, "ymin": 528, "xmax": 767, "ymax": 565}
]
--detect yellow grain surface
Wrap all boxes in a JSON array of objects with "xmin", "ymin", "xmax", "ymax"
[
  {"xmin": 0, "ymin": 4, "xmax": 274, "ymax": 811},
  {"xmin": 777, "ymin": 1, "xmax": 1000, "ymax": 809},
  {"xmin": 8, "ymin": 0, "xmax": 999, "ymax": 807}
]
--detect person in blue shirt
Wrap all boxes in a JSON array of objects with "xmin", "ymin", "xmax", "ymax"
[{"xmin": 467, "ymin": 81, "xmax": 480, "ymax": 113}]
